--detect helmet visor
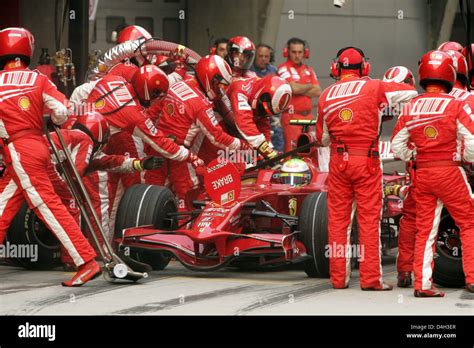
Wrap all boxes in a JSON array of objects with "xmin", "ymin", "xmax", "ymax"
[
  {"xmin": 230, "ymin": 50, "xmax": 255, "ymax": 70},
  {"xmin": 279, "ymin": 172, "xmax": 311, "ymax": 186}
]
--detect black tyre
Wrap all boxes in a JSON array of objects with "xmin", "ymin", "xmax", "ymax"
[
  {"xmin": 5, "ymin": 203, "xmax": 61, "ymax": 270},
  {"xmin": 299, "ymin": 192, "xmax": 329, "ymax": 278},
  {"xmin": 433, "ymin": 209, "xmax": 465, "ymax": 287},
  {"xmin": 115, "ymin": 184, "xmax": 176, "ymax": 270}
]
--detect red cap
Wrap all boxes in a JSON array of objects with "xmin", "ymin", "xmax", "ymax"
[{"xmin": 338, "ymin": 48, "xmax": 364, "ymax": 66}]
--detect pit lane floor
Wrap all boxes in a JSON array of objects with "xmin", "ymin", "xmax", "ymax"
[{"xmin": 1, "ymin": 251, "xmax": 473, "ymax": 315}]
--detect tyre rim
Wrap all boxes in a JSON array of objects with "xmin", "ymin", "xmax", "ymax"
[
  {"xmin": 159, "ymin": 199, "xmax": 178, "ymax": 230},
  {"xmin": 437, "ymin": 228, "xmax": 462, "ymax": 259}
]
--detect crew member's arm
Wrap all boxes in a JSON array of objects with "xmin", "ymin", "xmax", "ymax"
[
  {"xmin": 70, "ymin": 80, "xmax": 99, "ymax": 105},
  {"xmin": 303, "ymin": 68, "xmax": 322, "ymax": 98},
  {"xmin": 231, "ymin": 91, "xmax": 276, "ymax": 159},
  {"xmin": 381, "ymin": 81, "xmax": 417, "ymax": 109},
  {"xmin": 195, "ymin": 106, "xmax": 242, "ymax": 151},
  {"xmin": 391, "ymin": 115, "xmax": 413, "ymax": 161},
  {"xmin": 42, "ymin": 76, "xmax": 70, "ymax": 125},
  {"xmin": 289, "ymin": 81, "xmax": 313, "ymax": 95},
  {"xmin": 315, "ymin": 98, "xmax": 330, "ymax": 146},
  {"xmin": 256, "ymin": 117, "xmax": 272, "ymax": 143},
  {"xmin": 89, "ymin": 151, "xmax": 163, "ymax": 173},
  {"xmin": 278, "ymin": 65, "xmax": 316, "ymax": 96},
  {"xmin": 456, "ymin": 101, "xmax": 474, "ymax": 162},
  {"xmin": 49, "ymin": 130, "xmax": 93, "ymax": 176},
  {"xmin": 131, "ymin": 110, "xmax": 190, "ymax": 162}
]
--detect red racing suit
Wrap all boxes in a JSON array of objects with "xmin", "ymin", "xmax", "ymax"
[
  {"xmin": 47, "ymin": 129, "xmax": 139, "ymax": 264},
  {"xmin": 0, "ymin": 65, "xmax": 96, "ymax": 267},
  {"xmin": 201, "ymin": 77, "xmax": 272, "ymax": 164},
  {"xmin": 157, "ymin": 78, "xmax": 242, "ymax": 209},
  {"xmin": 278, "ymin": 60, "xmax": 319, "ymax": 152},
  {"xmin": 87, "ymin": 74, "xmax": 190, "ymax": 229},
  {"xmin": 316, "ymin": 76, "xmax": 417, "ymax": 289},
  {"xmin": 229, "ymin": 77, "xmax": 272, "ymax": 150},
  {"xmin": 141, "ymin": 99, "xmax": 169, "ymax": 186},
  {"xmin": 396, "ymin": 86, "xmax": 474, "ymax": 274},
  {"xmin": 391, "ymin": 92, "xmax": 474, "ymax": 290},
  {"xmin": 71, "ymin": 62, "xmax": 147, "ymax": 188}
]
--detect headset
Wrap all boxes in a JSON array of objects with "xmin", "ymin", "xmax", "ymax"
[
  {"xmin": 283, "ymin": 38, "xmax": 310, "ymax": 59},
  {"xmin": 330, "ymin": 46, "xmax": 370, "ymax": 78}
]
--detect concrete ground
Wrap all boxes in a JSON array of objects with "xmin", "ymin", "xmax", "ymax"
[{"xmin": 1, "ymin": 250, "xmax": 473, "ymax": 315}]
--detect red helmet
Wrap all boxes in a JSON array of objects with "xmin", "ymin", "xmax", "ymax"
[
  {"xmin": 445, "ymin": 50, "xmax": 468, "ymax": 85},
  {"xmin": 383, "ymin": 66, "xmax": 415, "ymax": 87},
  {"xmin": 331, "ymin": 46, "xmax": 370, "ymax": 78},
  {"xmin": 116, "ymin": 25, "xmax": 152, "ymax": 44},
  {"xmin": 195, "ymin": 55, "xmax": 233, "ymax": 101},
  {"xmin": 226, "ymin": 36, "xmax": 256, "ymax": 71},
  {"xmin": 131, "ymin": 65, "xmax": 169, "ymax": 104},
  {"xmin": 0, "ymin": 27, "xmax": 35, "ymax": 68},
  {"xmin": 418, "ymin": 50, "xmax": 456, "ymax": 91},
  {"xmin": 251, "ymin": 76, "xmax": 292, "ymax": 116},
  {"xmin": 437, "ymin": 41, "xmax": 463, "ymax": 53},
  {"xmin": 72, "ymin": 112, "xmax": 110, "ymax": 152}
]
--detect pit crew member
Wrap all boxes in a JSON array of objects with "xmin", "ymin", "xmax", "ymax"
[
  {"xmin": 316, "ymin": 46, "xmax": 417, "ymax": 290},
  {"xmin": 278, "ymin": 37, "xmax": 321, "ymax": 152},
  {"xmin": 0, "ymin": 27, "xmax": 100, "ymax": 287},
  {"xmin": 391, "ymin": 50, "xmax": 474, "ymax": 296}
]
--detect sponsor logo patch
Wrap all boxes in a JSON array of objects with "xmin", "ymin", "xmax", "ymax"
[
  {"xmin": 221, "ymin": 190, "xmax": 235, "ymax": 205},
  {"xmin": 424, "ymin": 125, "xmax": 438, "ymax": 139},
  {"xmin": 289, "ymin": 198, "xmax": 297, "ymax": 216},
  {"xmin": 18, "ymin": 96, "xmax": 31, "ymax": 111},
  {"xmin": 206, "ymin": 108, "xmax": 218, "ymax": 126},
  {"xmin": 166, "ymin": 103, "xmax": 174, "ymax": 115},
  {"xmin": 145, "ymin": 118, "xmax": 158, "ymax": 136},
  {"xmin": 95, "ymin": 99, "xmax": 105, "ymax": 109},
  {"xmin": 338, "ymin": 108, "xmax": 353, "ymax": 122}
]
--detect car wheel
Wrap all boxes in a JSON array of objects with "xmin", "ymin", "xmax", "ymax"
[
  {"xmin": 6, "ymin": 203, "xmax": 61, "ymax": 270},
  {"xmin": 299, "ymin": 192, "xmax": 329, "ymax": 278},
  {"xmin": 433, "ymin": 209, "xmax": 465, "ymax": 287},
  {"xmin": 115, "ymin": 184, "xmax": 176, "ymax": 271}
]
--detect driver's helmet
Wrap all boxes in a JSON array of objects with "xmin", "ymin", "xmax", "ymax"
[{"xmin": 279, "ymin": 158, "xmax": 312, "ymax": 186}]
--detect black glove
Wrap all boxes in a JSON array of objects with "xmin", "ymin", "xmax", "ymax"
[{"xmin": 133, "ymin": 156, "xmax": 164, "ymax": 171}]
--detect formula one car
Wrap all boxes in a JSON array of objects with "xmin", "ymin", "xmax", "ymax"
[
  {"xmin": 114, "ymin": 139, "xmax": 332, "ymax": 276},
  {"xmin": 109, "ymin": 123, "xmax": 396, "ymax": 278}
]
